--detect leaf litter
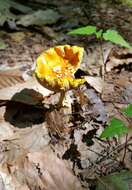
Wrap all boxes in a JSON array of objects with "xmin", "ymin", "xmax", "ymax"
[
  {"xmin": 0, "ymin": 47, "xmax": 132, "ymax": 190},
  {"xmin": 0, "ymin": 41, "xmax": 132, "ymax": 189},
  {"xmin": 0, "ymin": 1, "xmax": 132, "ymax": 189}
]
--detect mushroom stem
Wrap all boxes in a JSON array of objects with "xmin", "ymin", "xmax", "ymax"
[{"xmin": 58, "ymin": 91, "xmax": 65, "ymax": 107}]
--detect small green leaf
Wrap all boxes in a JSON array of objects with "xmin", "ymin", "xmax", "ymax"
[
  {"xmin": 123, "ymin": 104, "xmax": 132, "ymax": 117},
  {"xmin": 103, "ymin": 30, "xmax": 131, "ymax": 49},
  {"xmin": 68, "ymin": 25, "xmax": 97, "ymax": 35},
  {"xmin": 96, "ymin": 170, "xmax": 132, "ymax": 190},
  {"xmin": 100, "ymin": 118, "xmax": 128, "ymax": 139},
  {"xmin": 96, "ymin": 29, "xmax": 103, "ymax": 39}
]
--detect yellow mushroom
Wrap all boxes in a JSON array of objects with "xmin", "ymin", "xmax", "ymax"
[{"xmin": 35, "ymin": 45, "xmax": 86, "ymax": 106}]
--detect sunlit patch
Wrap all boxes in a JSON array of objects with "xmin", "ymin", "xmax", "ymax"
[
  {"xmin": 42, "ymin": 56, "xmax": 46, "ymax": 65},
  {"xmin": 35, "ymin": 45, "xmax": 85, "ymax": 92},
  {"xmin": 52, "ymin": 65, "xmax": 61, "ymax": 72}
]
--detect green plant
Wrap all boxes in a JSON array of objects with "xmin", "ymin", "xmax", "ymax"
[
  {"xmin": 68, "ymin": 25, "xmax": 131, "ymax": 49},
  {"xmin": 100, "ymin": 104, "xmax": 132, "ymax": 139},
  {"xmin": 68, "ymin": 26, "xmax": 131, "ymax": 138},
  {"xmin": 68, "ymin": 26, "xmax": 131, "ymax": 139}
]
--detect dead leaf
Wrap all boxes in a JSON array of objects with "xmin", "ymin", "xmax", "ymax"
[
  {"xmin": 7, "ymin": 123, "xmax": 50, "ymax": 151},
  {"xmin": 74, "ymin": 122, "xmax": 104, "ymax": 169},
  {"xmin": 80, "ymin": 86, "xmax": 107, "ymax": 123},
  {"xmin": 102, "ymin": 70, "xmax": 132, "ymax": 104},
  {"xmin": 0, "ymin": 0, "xmax": 32, "ymax": 26},
  {"xmin": 0, "ymin": 173, "xmax": 5, "ymax": 190},
  {"xmin": 0, "ymin": 171, "xmax": 13, "ymax": 190},
  {"xmin": 80, "ymin": 42, "xmax": 113, "ymax": 76},
  {"xmin": 0, "ymin": 71, "xmax": 24, "ymax": 89},
  {"xmin": 84, "ymin": 76, "xmax": 104, "ymax": 93},
  {"xmin": 46, "ymin": 107, "xmax": 72, "ymax": 137},
  {"xmin": 41, "ymin": 26, "xmax": 58, "ymax": 39},
  {"xmin": 9, "ymin": 32, "xmax": 26, "ymax": 43},
  {"xmin": 0, "ymin": 78, "xmax": 52, "ymax": 102},
  {"xmin": 17, "ymin": 9, "xmax": 60, "ymax": 27},
  {"xmin": 0, "ymin": 146, "xmax": 83, "ymax": 190},
  {"xmin": 0, "ymin": 121, "xmax": 14, "ymax": 140},
  {"xmin": 0, "ymin": 106, "xmax": 15, "ymax": 139},
  {"xmin": 26, "ymin": 148, "xmax": 83, "ymax": 190},
  {"xmin": 106, "ymin": 47, "xmax": 132, "ymax": 72}
]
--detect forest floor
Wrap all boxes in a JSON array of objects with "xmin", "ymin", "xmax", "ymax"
[{"xmin": 0, "ymin": 0, "xmax": 132, "ymax": 189}]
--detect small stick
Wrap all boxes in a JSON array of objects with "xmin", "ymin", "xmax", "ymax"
[
  {"xmin": 122, "ymin": 134, "xmax": 128, "ymax": 163},
  {"xmin": 58, "ymin": 91, "xmax": 65, "ymax": 107}
]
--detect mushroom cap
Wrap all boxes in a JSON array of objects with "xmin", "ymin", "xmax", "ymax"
[{"xmin": 35, "ymin": 45, "xmax": 85, "ymax": 92}]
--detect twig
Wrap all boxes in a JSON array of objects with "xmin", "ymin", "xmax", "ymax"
[
  {"xmin": 99, "ymin": 39, "xmax": 105, "ymax": 80},
  {"xmin": 96, "ymin": 138, "xmax": 131, "ymax": 164},
  {"xmin": 122, "ymin": 134, "xmax": 128, "ymax": 163}
]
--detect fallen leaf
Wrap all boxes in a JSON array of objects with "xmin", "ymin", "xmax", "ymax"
[
  {"xmin": 38, "ymin": 26, "xmax": 58, "ymax": 39},
  {"xmin": 7, "ymin": 123, "xmax": 50, "ymax": 151},
  {"xmin": 0, "ymin": 0, "xmax": 32, "ymax": 26},
  {"xmin": 0, "ymin": 171, "xmax": 13, "ymax": 190},
  {"xmin": 102, "ymin": 70, "xmax": 132, "ymax": 104},
  {"xmin": 46, "ymin": 107, "xmax": 72, "ymax": 137},
  {"xmin": 80, "ymin": 87, "xmax": 107, "ymax": 123},
  {"xmin": 0, "ymin": 78, "xmax": 52, "ymax": 102},
  {"xmin": 80, "ymin": 42, "xmax": 113, "ymax": 76},
  {"xmin": 0, "ymin": 71, "xmax": 24, "ymax": 89},
  {"xmin": 17, "ymin": 9, "xmax": 60, "ymax": 27},
  {"xmin": 0, "ymin": 146, "xmax": 83, "ymax": 190},
  {"xmin": 9, "ymin": 32, "xmax": 26, "ymax": 43},
  {"xmin": 106, "ymin": 47, "xmax": 132, "ymax": 72},
  {"xmin": 26, "ymin": 148, "xmax": 83, "ymax": 190},
  {"xmin": 84, "ymin": 76, "xmax": 104, "ymax": 93},
  {"xmin": 73, "ymin": 121, "xmax": 105, "ymax": 177}
]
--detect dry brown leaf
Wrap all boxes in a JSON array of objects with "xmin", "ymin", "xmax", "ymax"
[
  {"xmin": 0, "ymin": 78, "xmax": 52, "ymax": 102},
  {"xmin": 9, "ymin": 32, "xmax": 27, "ymax": 43},
  {"xmin": 106, "ymin": 47, "xmax": 132, "ymax": 72},
  {"xmin": 8, "ymin": 123, "xmax": 50, "ymax": 151},
  {"xmin": 26, "ymin": 148, "xmax": 83, "ymax": 190},
  {"xmin": 0, "ymin": 173, "xmax": 5, "ymax": 190},
  {"xmin": 80, "ymin": 86, "xmax": 107, "ymax": 123},
  {"xmin": 46, "ymin": 107, "xmax": 72, "ymax": 137},
  {"xmin": 81, "ymin": 42, "xmax": 113, "ymax": 76},
  {"xmin": 0, "ymin": 123, "xmax": 50, "ymax": 163},
  {"xmin": 0, "ymin": 121, "xmax": 14, "ymax": 140},
  {"xmin": 102, "ymin": 70, "xmax": 132, "ymax": 103},
  {"xmin": 0, "ymin": 70, "xmax": 24, "ymax": 89},
  {"xmin": 74, "ymin": 122, "xmax": 104, "ymax": 169},
  {"xmin": 84, "ymin": 76, "xmax": 104, "ymax": 93},
  {"xmin": 33, "ymin": 149, "xmax": 82, "ymax": 190},
  {"xmin": 0, "ymin": 106, "xmax": 15, "ymax": 140},
  {"xmin": 0, "ymin": 146, "xmax": 83, "ymax": 190}
]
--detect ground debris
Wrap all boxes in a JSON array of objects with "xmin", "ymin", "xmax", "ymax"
[
  {"xmin": 17, "ymin": 9, "xmax": 61, "ymax": 27},
  {"xmin": 0, "ymin": 0, "xmax": 132, "ymax": 189},
  {"xmin": 0, "ymin": 145, "xmax": 83, "ymax": 190}
]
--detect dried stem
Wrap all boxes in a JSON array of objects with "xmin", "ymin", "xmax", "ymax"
[
  {"xmin": 99, "ymin": 39, "xmax": 105, "ymax": 80},
  {"xmin": 122, "ymin": 134, "xmax": 128, "ymax": 163}
]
